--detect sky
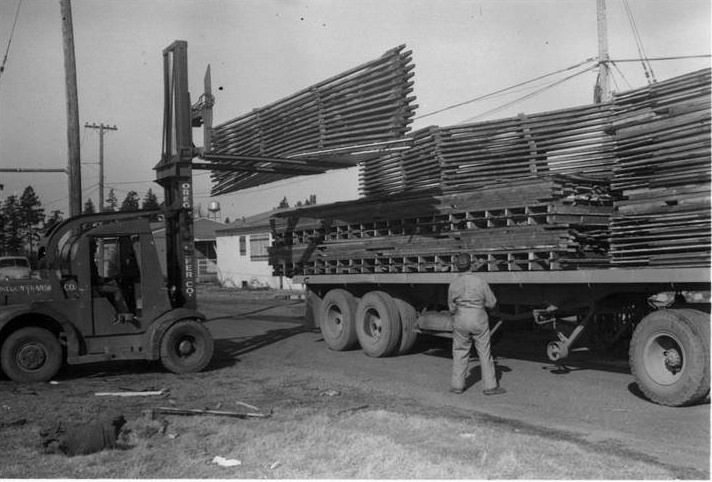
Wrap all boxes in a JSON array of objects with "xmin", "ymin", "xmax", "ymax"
[{"xmin": 0, "ymin": 0, "xmax": 709, "ymax": 222}]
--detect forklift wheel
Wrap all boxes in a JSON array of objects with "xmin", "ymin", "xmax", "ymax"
[
  {"xmin": 160, "ymin": 320, "xmax": 214, "ymax": 374},
  {"xmin": 1, "ymin": 327, "xmax": 63, "ymax": 383}
]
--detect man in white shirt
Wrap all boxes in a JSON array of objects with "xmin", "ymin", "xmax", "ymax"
[{"xmin": 448, "ymin": 253, "xmax": 506, "ymax": 396}]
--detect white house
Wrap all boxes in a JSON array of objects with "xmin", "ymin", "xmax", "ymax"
[
  {"xmin": 153, "ymin": 218, "xmax": 223, "ymax": 283},
  {"xmin": 215, "ymin": 211, "xmax": 303, "ymax": 291}
]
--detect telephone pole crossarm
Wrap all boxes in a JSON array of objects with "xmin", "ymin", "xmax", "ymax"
[
  {"xmin": 84, "ymin": 122, "xmax": 118, "ymax": 211},
  {"xmin": 0, "ymin": 168, "xmax": 67, "ymax": 173}
]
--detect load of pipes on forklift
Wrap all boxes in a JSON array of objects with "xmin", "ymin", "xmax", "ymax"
[
  {"xmin": 208, "ymin": 45, "xmax": 416, "ymax": 195},
  {"xmin": 269, "ymin": 69, "xmax": 711, "ymax": 275}
]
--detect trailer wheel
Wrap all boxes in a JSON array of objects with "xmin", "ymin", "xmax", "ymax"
[
  {"xmin": 1, "ymin": 327, "xmax": 63, "ymax": 383},
  {"xmin": 319, "ymin": 289, "xmax": 359, "ymax": 351},
  {"xmin": 394, "ymin": 298, "xmax": 418, "ymax": 355},
  {"xmin": 629, "ymin": 309, "xmax": 710, "ymax": 406},
  {"xmin": 160, "ymin": 320, "xmax": 214, "ymax": 374},
  {"xmin": 355, "ymin": 291, "xmax": 402, "ymax": 358}
]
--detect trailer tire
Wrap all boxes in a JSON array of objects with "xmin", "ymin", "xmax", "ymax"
[
  {"xmin": 1, "ymin": 327, "xmax": 63, "ymax": 383},
  {"xmin": 356, "ymin": 291, "xmax": 402, "ymax": 358},
  {"xmin": 629, "ymin": 309, "xmax": 710, "ymax": 406},
  {"xmin": 160, "ymin": 320, "xmax": 214, "ymax": 374},
  {"xmin": 319, "ymin": 289, "xmax": 359, "ymax": 351},
  {"xmin": 394, "ymin": 298, "xmax": 418, "ymax": 355}
]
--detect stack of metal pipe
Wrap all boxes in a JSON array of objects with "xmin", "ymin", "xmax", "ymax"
[
  {"xmin": 209, "ymin": 45, "xmax": 417, "ymax": 195},
  {"xmin": 609, "ymin": 69, "xmax": 711, "ymax": 267},
  {"xmin": 359, "ymin": 103, "xmax": 616, "ymax": 197}
]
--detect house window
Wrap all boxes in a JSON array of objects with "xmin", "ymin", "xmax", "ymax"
[
  {"xmin": 250, "ymin": 233, "xmax": 270, "ymax": 261},
  {"xmin": 239, "ymin": 236, "xmax": 247, "ymax": 256}
]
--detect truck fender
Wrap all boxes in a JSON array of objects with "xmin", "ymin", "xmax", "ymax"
[
  {"xmin": 145, "ymin": 308, "xmax": 208, "ymax": 360},
  {"xmin": 0, "ymin": 304, "xmax": 82, "ymax": 359}
]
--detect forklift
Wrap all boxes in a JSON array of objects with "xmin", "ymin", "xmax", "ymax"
[
  {"xmin": 1, "ymin": 39, "xmax": 382, "ymax": 382},
  {"xmin": 0, "ymin": 42, "xmax": 213, "ymax": 382}
]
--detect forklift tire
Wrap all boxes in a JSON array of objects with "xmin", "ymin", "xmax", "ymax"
[
  {"xmin": 1, "ymin": 327, "xmax": 63, "ymax": 383},
  {"xmin": 355, "ymin": 291, "xmax": 402, "ymax": 358},
  {"xmin": 629, "ymin": 309, "xmax": 710, "ymax": 407},
  {"xmin": 160, "ymin": 320, "xmax": 214, "ymax": 374},
  {"xmin": 319, "ymin": 289, "xmax": 359, "ymax": 351}
]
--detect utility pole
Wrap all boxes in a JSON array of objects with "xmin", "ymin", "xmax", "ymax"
[
  {"xmin": 595, "ymin": 0, "xmax": 612, "ymax": 103},
  {"xmin": 60, "ymin": 0, "xmax": 82, "ymax": 217},
  {"xmin": 84, "ymin": 123, "xmax": 118, "ymax": 211}
]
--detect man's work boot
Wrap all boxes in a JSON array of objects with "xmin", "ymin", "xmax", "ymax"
[{"xmin": 482, "ymin": 387, "xmax": 506, "ymax": 396}]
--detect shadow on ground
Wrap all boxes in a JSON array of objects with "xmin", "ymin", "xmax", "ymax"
[{"xmin": 209, "ymin": 326, "xmax": 311, "ymax": 370}]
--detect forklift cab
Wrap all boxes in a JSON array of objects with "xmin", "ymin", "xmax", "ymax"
[{"xmin": 56, "ymin": 216, "xmax": 172, "ymax": 337}]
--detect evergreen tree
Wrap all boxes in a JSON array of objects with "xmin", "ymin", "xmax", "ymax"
[
  {"xmin": 142, "ymin": 188, "xmax": 161, "ymax": 210},
  {"xmin": 83, "ymin": 198, "xmax": 96, "ymax": 214},
  {"xmin": 2, "ymin": 195, "xmax": 23, "ymax": 255},
  {"xmin": 44, "ymin": 210, "xmax": 64, "ymax": 231},
  {"xmin": 105, "ymin": 189, "xmax": 119, "ymax": 212},
  {"xmin": 120, "ymin": 190, "xmax": 140, "ymax": 212},
  {"xmin": 277, "ymin": 196, "xmax": 289, "ymax": 209},
  {"xmin": 0, "ymin": 206, "xmax": 4, "ymax": 254},
  {"xmin": 19, "ymin": 186, "xmax": 45, "ymax": 257}
]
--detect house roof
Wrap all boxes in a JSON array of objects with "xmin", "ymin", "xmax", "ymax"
[
  {"xmin": 194, "ymin": 218, "xmax": 225, "ymax": 241},
  {"xmin": 216, "ymin": 210, "xmax": 280, "ymax": 236},
  {"xmin": 152, "ymin": 217, "xmax": 225, "ymax": 241}
]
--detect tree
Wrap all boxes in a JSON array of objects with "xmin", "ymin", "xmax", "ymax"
[
  {"xmin": 83, "ymin": 198, "xmax": 96, "ymax": 214},
  {"xmin": 276, "ymin": 197, "xmax": 289, "ymax": 209},
  {"xmin": 1, "ymin": 195, "xmax": 23, "ymax": 255},
  {"xmin": 19, "ymin": 186, "xmax": 45, "ymax": 257},
  {"xmin": 44, "ymin": 210, "xmax": 64, "ymax": 231},
  {"xmin": 105, "ymin": 189, "xmax": 118, "ymax": 212},
  {"xmin": 120, "ymin": 191, "xmax": 140, "ymax": 212},
  {"xmin": 142, "ymin": 188, "xmax": 161, "ymax": 210}
]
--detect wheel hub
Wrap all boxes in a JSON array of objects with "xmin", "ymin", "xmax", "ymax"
[
  {"xmin": 328, "ymin": 307, "xmax": 344, "ymax": 334},
  {"xmin": 644, "ymin": 332, "xmax": 685, "ymax": 385},
  {"xmin": 17, "ymin": 344, "xmax": 46, "ymax": 370},
  {"xmin": 664, "ymin": 348, "xmax": 682, "ymax": 374},
  {"xmin": 177, "ymin": 339, "xmax": 195, "ymax": 356},
  {"xmin": 366, "ymin": 310, "xmax": 382, "ymax": 339}
]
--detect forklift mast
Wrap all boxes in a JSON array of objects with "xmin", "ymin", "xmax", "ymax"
[{"xmin": 155, "ymin": 40, "xmax": 197, "ymax": 310}]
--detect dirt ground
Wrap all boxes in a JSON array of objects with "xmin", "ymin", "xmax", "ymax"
[{"xmin": 0, "ymin": 286, "xmax": 709, "ymax": 478}]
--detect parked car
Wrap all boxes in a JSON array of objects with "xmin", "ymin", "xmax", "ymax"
[{"xmin": 0, "ymin": 256, "xmax": 32, "ymax": 280}]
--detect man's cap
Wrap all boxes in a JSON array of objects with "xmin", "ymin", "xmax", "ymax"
[{"xmin": 455, "ymin": 253, "xmax": 471, "ymax": 270}]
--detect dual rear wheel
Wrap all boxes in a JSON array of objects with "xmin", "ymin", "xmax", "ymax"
[{"xmin": 318, "ymin": 289, "xmax": 418, "ymax": 357}]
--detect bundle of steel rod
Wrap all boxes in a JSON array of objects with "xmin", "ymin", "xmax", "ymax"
[
  {"xmin": 608, "ymin": 68, "xmax": 711, "ymax": 266},
  {"xmin": 358, "ymin": 103, "xmax": 616, "ymax": 196},
  {"xmin": 208, "ymin": 45, "xmax": 417, "ymax": 195},
  {"xmin": 270, "ymin": 175, "xmax": 613, "ymax": 276}
]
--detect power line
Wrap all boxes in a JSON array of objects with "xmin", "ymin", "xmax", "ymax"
[
  {"xmin": 415, "ymin": 58, "xmax": 597, "ymax": 121},
  {"xmin": 622, "ymin": 0, "xmax": 656, "ymax": 84},
  {"xmin": 0, "ymin": 0, "xmax": 22, "ymax": 80},
  {"xmin": 611, "ymin": 54, "xmax": 711, "ymax": 63},
  {"xmin": 459, "ymin": 64, "xmax": 598, "ymax": 123},
  {"xmin": 610, "ymin": 61, "xmax": 634, "ymax": 91}
]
